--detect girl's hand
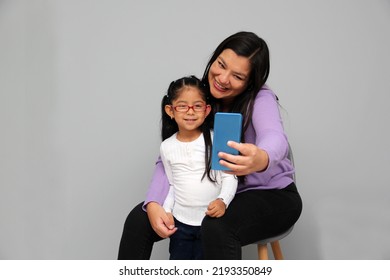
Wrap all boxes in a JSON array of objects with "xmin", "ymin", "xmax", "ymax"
[
  {"xmin": 146, "ymin": 202, "xmax": 177, "ymax": 238},
  {"xmin": 217, "ymin": 141, "xmax": 269, "ymax": 176},
  {"xmin": 206, "ymin": 199, "xmax": 226, "ymax": 218}
]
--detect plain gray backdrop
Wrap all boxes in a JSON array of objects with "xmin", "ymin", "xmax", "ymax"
[{"xmin": 1, "ymin": 0, "xmax": 390, "ymax": 260}]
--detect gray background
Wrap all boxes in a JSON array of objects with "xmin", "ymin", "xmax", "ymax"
[{"xmin": 1, "ymin": 0, "xmax": 389, "ymax": 260}]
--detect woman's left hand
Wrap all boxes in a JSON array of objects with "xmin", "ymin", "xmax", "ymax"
[{"xmin": 217, "ymin": 141, "xmax": 269, "ymax": 176}]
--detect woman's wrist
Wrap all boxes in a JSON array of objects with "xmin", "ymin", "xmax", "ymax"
[
  {"xmin": 256, "ymin": 148, "xmax": 269, "ymax": 172},
  {"xmin": 145, "ymin": 201, "xmax": 160, "ymax": 212}
]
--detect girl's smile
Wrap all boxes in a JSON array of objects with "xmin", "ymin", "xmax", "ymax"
[{"xmin": 165, "ymin": 87, "xmax": 211, "ymax": 142}]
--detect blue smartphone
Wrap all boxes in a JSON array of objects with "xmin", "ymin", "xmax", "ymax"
[{"xmin": 211, "ymin": 112, "xmax": 243, "ymax": 171}]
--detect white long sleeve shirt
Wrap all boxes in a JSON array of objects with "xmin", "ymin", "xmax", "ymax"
[{"xmin": 161, "ymin": 132, "xmax": 237, "ymax": 226}]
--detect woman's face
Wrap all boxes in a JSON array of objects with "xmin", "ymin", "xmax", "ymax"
[{"xmin": 208, "ymin": 48, "xmax": 251, "ymax": 104}]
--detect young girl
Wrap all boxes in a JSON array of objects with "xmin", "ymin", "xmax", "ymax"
[{"xmin": 160, "ymin": 75, "xmax": 237, "ymax": 260}]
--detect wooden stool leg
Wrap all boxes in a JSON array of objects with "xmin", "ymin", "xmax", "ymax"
[
  {"xmin": 257, "ymin": 244, "xmax": 269, "ymax": 260},
  {"xmin": 270, "ymin": 241, "xmax": 284, "ymax": 260}
]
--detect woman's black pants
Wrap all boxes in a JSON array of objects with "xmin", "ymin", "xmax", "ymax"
[{"xmin": 118, "ymin": 183, "xmax": 302, "ymax": 260}]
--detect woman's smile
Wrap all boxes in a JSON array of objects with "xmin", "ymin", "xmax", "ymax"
[{"xmin": 208, "ymin": 48, "xmax": 250, "ymax": 101}]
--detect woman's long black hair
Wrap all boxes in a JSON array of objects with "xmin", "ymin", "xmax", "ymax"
[
  {"xmin": 161, "ymin": 75, "xmax": 215, "ymax": 182},
  {"xmin": 202, "ymin": 31, "xmax": 270, "ymax": 136},
  {"xmin": 202, "ymin": 31, "xmax": 270, "ymax": 183}
]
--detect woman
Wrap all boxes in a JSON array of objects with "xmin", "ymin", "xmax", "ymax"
[{"xmin": 118, "ymin": 31, "xmax": 303, "ymax": 260}]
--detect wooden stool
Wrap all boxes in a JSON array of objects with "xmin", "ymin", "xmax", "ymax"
[{"xmin": 256, "ymin": 226, "xmax": 294, "ymax": 260}]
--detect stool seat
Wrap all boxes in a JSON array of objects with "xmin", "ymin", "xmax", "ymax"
[{"xmin": 255, "ymin": 226, "xmax": 294, "ymax": 260}]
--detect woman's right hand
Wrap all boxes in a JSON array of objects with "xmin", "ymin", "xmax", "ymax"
[
  {"xmin": 218, "ymin": 141, "xmax": 269, "ymax": 176},
  {"xmin": 146, "ymin": 202, "xmax": 177, "ymax": 238}
]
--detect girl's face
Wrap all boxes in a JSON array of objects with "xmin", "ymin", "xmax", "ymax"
[
  {"xmin": 208, "ymin": 48, "xmax": 251, "ymax": 105},
  {"xmin": 165, "ymin": 86, "xmax": 211, "ymax": 140}
]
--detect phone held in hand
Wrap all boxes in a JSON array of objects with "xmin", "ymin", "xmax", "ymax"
[{"xmin": 211, "ymin": 112, "xmax": 243, "ymax": 171}]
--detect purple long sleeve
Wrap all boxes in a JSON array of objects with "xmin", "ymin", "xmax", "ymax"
[
  {"xmin": 143, "ymin": 157, "xmax": 169, "ymax": 210},
  {"xmin": 239, "ymin": 86, "xmax": 294, "ymax": 191}
]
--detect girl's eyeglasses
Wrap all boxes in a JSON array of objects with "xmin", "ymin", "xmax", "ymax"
[{"xmin": 172, "ymin": 104, "xmax": 209, "ymax": 113}]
